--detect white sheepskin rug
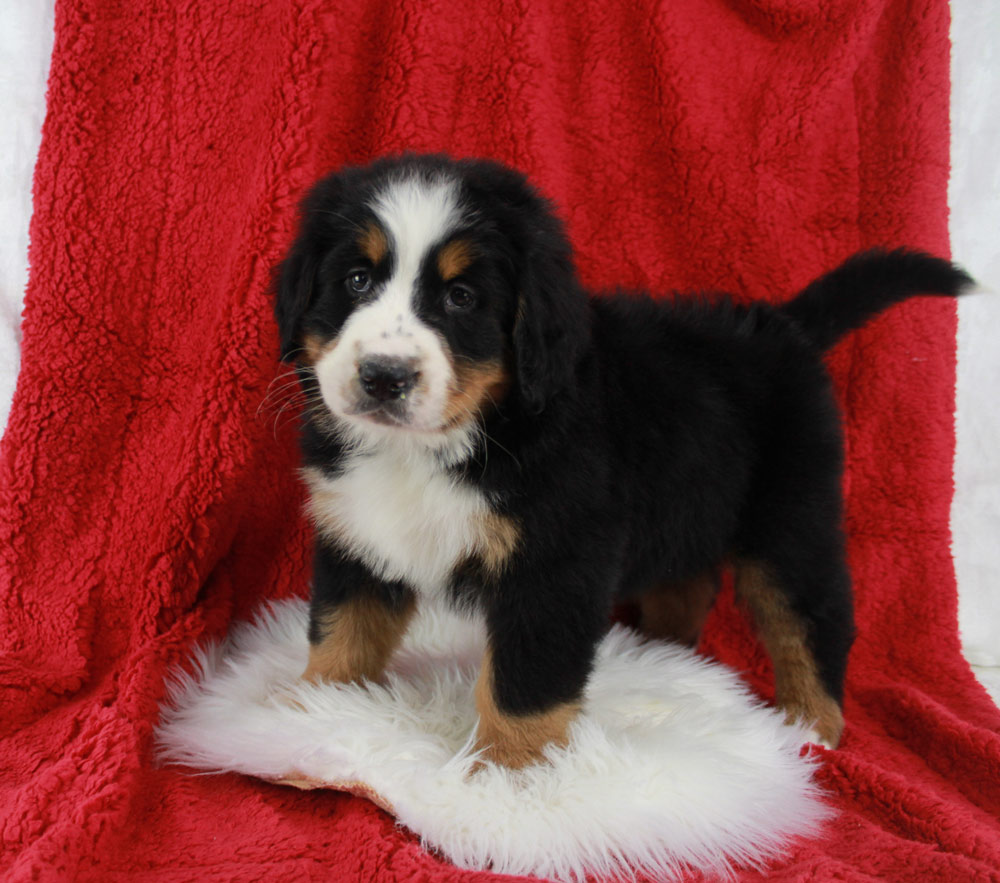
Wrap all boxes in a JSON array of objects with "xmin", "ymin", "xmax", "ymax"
[{"xmin": 156, "ymin": 598, "xmax": 833, "ymax": 881}]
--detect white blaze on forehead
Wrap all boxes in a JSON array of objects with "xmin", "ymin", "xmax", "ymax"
[
  {"xmin": 372, "ymin": 173, "xmax": 464, "ymax": 293},
  {"xmin": 350, "ymin": 173, "xmax": 463, "ymax": 358},
  {"xmin": 312, "ymin": 172, "xmax": 465, "ymax": 438}
]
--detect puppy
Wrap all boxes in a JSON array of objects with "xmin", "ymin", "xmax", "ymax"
[{"xmin": 273, "ymin": 154, "xmax": 971, "ymax": 768}]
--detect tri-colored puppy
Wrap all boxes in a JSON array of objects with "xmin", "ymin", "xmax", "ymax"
[{"xmin": 274, "ymin": 154, "xmax": 971, "ymax": 768}]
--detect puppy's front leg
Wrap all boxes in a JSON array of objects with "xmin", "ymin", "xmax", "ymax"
[
  {"xmin": 303, "ymin": 544, "xmax": 415, "ymax": 685},
  {"xmin": 473, "ymin": 595, "xmax": 605, "ymax": 769},
  {"xmin": 473, "ymin": 649, "xmax": 582, "ymax": 769}
]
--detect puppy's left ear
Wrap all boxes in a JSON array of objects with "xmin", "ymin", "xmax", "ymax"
[{"xmin": 513, "ymin": 233, "xmax": 589, "ymax": 416}]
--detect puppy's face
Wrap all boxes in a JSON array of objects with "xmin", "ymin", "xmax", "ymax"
[{"xmin": 275, "ymin": 155, "xmax": 586, "ymax": 448}]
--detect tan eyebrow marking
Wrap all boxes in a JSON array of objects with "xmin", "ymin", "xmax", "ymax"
[
  {"xmin": 437, "ymin": 239, "xmax": 475, "ymax": 281},
  {"xmin": 358, "ymin": 223, "xmax": 389, "ymax": 264}
]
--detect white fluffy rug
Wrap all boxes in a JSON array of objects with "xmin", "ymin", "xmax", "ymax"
[{"xmin": 156, "ymin": 598, "xmax": 833, "ymax": 881}]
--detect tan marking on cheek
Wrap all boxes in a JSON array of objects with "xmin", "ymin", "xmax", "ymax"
[
  {"xmin": 301, "ymin": 333, "xmax": 323, "ymax": 365},
  {"xmin": 443, "ymin": 359, "xmax": 511, "ymax": 426},
  {"xmin": 437, "ymin": 239, "xmax": 475, "ymax": 281},
  {"xmin": 300, "ymin": 332, "xmax": 342, "ymax": 368},
  {"xmin": 735, "ymin": 561, "xmax": 845, "ymax": 747},
  {"xmin": 358, "ymin": 223, "xmax": 389, "ymax": 264},
  {"xmin": 473, "ymin": 648, "xmax": 579, "ymax": 769},
  {"xmin": 302, "ymin": 593, "xmax": 416, "ymax": 685}
]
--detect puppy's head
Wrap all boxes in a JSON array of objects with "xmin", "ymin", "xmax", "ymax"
[{"xmin": 275, "ymin": 154, "xmax": 587, "ymax": 448}]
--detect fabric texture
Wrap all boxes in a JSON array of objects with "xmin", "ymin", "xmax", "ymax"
[{"xmin": 2, "ymin": 0, "xmax": 999, "ymax": 880}]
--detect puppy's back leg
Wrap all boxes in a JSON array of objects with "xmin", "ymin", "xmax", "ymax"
[
  {"xmin": 637, "ymin": 569, "xmax": 721, "ymax": 647},
  {"xmin": 734, "ymin": 559, "xmax": 853, "ymax": 748}
]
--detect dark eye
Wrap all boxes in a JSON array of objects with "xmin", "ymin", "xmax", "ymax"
[
  {"xmin": 445, "ymin": 284, "xmax": 475, "ymax": 311},
  {"xmin": 346, "ymin": 269, "xmax": 372, "ymax": 295}
]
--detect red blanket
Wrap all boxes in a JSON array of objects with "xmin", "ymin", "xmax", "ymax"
[{"xmin": 3, "ymin": 0, "xmax": 998, "ymax": 879}]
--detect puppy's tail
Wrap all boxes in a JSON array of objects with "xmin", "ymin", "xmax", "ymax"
[{"xmin": 780, "ymin": 248, "xmax": 975, "ymax": 351}]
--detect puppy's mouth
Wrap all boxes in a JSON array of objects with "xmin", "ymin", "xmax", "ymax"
[
  {"xmin": 345, "ymin": 398, "xmax": 414, "ymax": 428},
  {"xmin": 313, "ymin": 341, "xmax": 460, "ymax": 438}
]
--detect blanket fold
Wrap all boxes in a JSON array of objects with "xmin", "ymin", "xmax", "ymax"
[{"xmin": 2, "ymin": 0, "xmax": 998, "ymax": 880}]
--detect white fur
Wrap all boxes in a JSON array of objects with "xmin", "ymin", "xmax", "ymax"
[
  {"xmin": 157, "ymin": 598, "xmax": 834, "ymax": 882},
  {"xmin": 303, "ymin": 445, "xmax": 492, "ymax": 599},
  {"xmin": 313, "ymin": 174, "xmax": 464, "ymax": 438}
]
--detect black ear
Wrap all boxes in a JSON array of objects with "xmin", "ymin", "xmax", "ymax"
[
  {"xmin": 273, "ymin": 174, "xmax": 342, "ymax": 362},
  {"xmin": 456, "ymin": 157, "xmax": 589, "ymax": 416},
  {"xmin": 512, "ymin": 229, "xmax": 589, "ymax": 415},
  {"xmin": 274, "ymin": 242, "xmax": 317, "ymax": 362}
]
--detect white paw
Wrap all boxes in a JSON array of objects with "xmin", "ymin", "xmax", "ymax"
[{"xmin": 803, "ymin": 729, "xmax": 835, "ymax": 750}]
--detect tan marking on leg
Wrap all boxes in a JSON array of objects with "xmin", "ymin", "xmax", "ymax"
[
  {"xmin": 358, "ymin": 222, "xmax": 389, "ymax": 264},
  {"xmin": 735, "ymin": 561, "xmax": 845, "ymax": 747},
  {"xmin": 437, "ymin": 238, "xmax": 475, "ymax": 281},
  {"xmin": 638, "ymin": 571, "xmax": 719, "ymax": 646},
  {"xmin": 473, "ymin": 648, "xmax": 579, "ymax": 769},
  {"xmin": 302, "ymin": 593, "xmax": 415, "ymax": 685},
  {"xmin": 443, "ymin": 359, "xmax": 510, "ymax": 426}
]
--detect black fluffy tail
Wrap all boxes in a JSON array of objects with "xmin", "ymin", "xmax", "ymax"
[{"xmin": 780, "ymin": 248, "xmax": 974, "ymax": 350}]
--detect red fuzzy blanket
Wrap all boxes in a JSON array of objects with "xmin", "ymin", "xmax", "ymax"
[{"xmin": 3, "ymin": 0, "xmax": 999, "ymax": 879}]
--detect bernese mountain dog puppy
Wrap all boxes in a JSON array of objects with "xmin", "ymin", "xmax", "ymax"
[{"xmin": 274, "ymin": 154, "xmax": 971, "ymax": 769}]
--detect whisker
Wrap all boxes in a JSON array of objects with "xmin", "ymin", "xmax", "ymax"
[
  {"xmin": 256, "ymin": 362, "xmax": 319, "ymax": 420},
  {"xmin": 257, "ymin": 386, "xmax": 305, "ymax": 422},
  {"xmin": 271, "ymin": 392, "xmax": 327, "ymax": 438}
]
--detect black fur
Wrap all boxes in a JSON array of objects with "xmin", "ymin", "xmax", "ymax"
[{"xmin": 275, "ymin": 154, "xmax": 972, "ymax": 738}]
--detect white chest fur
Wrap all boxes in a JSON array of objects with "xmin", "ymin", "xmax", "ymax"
[{"xmin": 302, "ymin": 448, "xmax": 495, "ymax": 599}]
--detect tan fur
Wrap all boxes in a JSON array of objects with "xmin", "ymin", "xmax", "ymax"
[
  {"xmin": 638, "ymin": 571, "xmax": 719, "ymax": 647},
  {"xmin": 302, "ymin": 467, "xmax": 519, "ymax": 577},
  {"xmin": 302, "ymin": 467, "xmax": 349, "ymax": 545},
  {"xmin": 302, "ymin": 593, "xmax": 415, "ymax": 685},
  {"xmin": 358, "ymin": 222, "xmax": 389, "ymax": 264},
  {"xmin": 437, "ymin": 238, "xmax": 475, "ymax": 280},
  {"xmin": 274, "ymin": 774, "xmax": 397, "ymax": 814},
  {"xmin": 473, "ymin": 511, "xmax": 520, "ymax": 578},
  {"xmin": 301, "ymin": 332, "xmax": 330, "ymax": 366},
  {"xmin": 443, "ymin": 359, "xmax": 510, "ymax": 426},
  {"xmin": 735, "ymin": 561, "xmax": 845, "ymax": 747},
  {"xmin": 473, "ymin": 647, "xmax": 579, "ymax": 769}
]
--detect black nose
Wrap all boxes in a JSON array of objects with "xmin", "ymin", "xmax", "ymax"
[{"xmin": 358, "ymin": 357, "xmax": 419, "ymax": 402}]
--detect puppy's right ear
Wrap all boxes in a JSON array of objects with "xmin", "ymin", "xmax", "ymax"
[
  {"xmin": 273, "ymin": 173, "xmax": 347, "ymax": 362},
  {"xmin": 274, "ymin": 242, "xmax": 317, "ymax": 362}
]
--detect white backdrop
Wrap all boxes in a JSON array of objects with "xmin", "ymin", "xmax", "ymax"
[
  {"xmin": 1, "ymin": 1, "xmax": 996, "ymax": 701},
  {"xmin": 950, "ymin": 1, "xmax": 1000, "ymax": 701}
]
